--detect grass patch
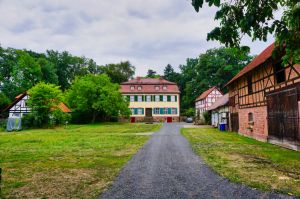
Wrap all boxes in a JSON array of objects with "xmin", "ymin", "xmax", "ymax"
[
  {"xmin": 0, "ymin": 123, "xmax": 161, "ymax": 198},
  {"xmin": 182, "ymin": 128, "xmax": 300, "ymax": 196}
]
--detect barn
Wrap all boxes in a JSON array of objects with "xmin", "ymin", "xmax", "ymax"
[{"xmin": 226, "ymin": 43, "xmax": 300, "ymax": 150}]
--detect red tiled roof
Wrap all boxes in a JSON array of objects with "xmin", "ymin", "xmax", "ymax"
[
  {"xmin": 195, "ymin": 86, "xmax": 221, "ymax": 102},
  {"xmin": 120, "ymin": 77, "xmax": 180, "ymax": 94},
  {"xmin": 226, "ymin": 43, "xmax": 275, "ymax": 86},
  {"xmin": 2, "ymin": 93, "xmax": 72, "ymax": 113},
  {"xmin": 207, "ymin": 93, "xmax": 229, "ymax": 111},
  {"xmin": 58, "ymin": 103, "xmax": 72, "ymax": 113},
  {"xmin": 121, "ymin": 78, "xmax": 177, "ymax": 85},
  {"xmin": 2, "ymin": 92, "xmax": 27, "ymax": 112}
]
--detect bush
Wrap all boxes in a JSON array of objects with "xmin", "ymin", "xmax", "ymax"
[
  {"xmin": 22, "ymin": 114, "xmax": 35, "ymax": 128},
  {"xmin": 50, "ymin": 110, "xmax": 71, "ymax": 127},
  {"xmin": 203, "ymin": 111, "xmax": 211, "ymax": 125}
]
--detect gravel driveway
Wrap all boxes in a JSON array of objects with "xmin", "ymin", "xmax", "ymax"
[{"xmin": 100, "ymin": 123, "xmax": 292, "ymax": 199}]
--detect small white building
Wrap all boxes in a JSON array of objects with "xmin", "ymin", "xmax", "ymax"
[{"xmin": 207, "ymin": 93, "xmax": 229, "ymax": 129}]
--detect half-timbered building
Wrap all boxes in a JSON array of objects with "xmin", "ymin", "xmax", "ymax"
[
  {"xmin": 3, "ymin": 92, "xmax": 71, "ymax": 118},
  {"xmin": 226, "ymin": 43, "xmax": 300, "ymax": 150},
  {"xmin": 195, "ymin": 86, "xmax": 223, "ymax": 115}
]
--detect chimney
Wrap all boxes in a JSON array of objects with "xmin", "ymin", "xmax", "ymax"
[{"xmin": 136, "ymin": 76, "xmax": 141, "ymax": 81}]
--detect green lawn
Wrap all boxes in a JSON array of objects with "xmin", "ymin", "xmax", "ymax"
[
  {"xmin": 182, "ymin": 128, "xmax": 300, "ymax": 197},
  {"xmin": 0, "ymin": 123, "xmax": 161, "ymax": 199}
]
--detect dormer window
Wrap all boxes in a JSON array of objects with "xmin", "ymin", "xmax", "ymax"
[
  {"xmin": 137, "ymin": 86, "xmax": 142, "ymax": 90},
  {"xmin": 163, "ymin": 86, "xmax": 167, "ymax": 90},
  {"xmin": 155, "ymin": 86, "xmax": 160, "ymax": 91},
  {"xmin": 130, "ymin": 86, "xmax": 135, "ymax": 90}
]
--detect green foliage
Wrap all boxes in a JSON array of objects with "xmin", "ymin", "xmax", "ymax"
[
  {"xmin": 146, "ymin": 69, "xmax": 157, "ymax": 78},
  {"xmin": 191, "ymin": 0, "xmax": 300, "ymax": 64},
  {"xmin": 66, "ymin": 74, "xmax": 130, "ymax": 123},
  {"xmin": 165, "ymin": 47, "xmax": 252, "ymax": 110},
  {"xmin": 0, "ymin": 92, "xmax": 10, "ymax": 111},
  {"xmin": 49, "ymin": 109, "xmax": 71, "ymax": 127},
  {"xmin": 27, "ymin": 82, "xmax": 64, "ymax": 127},
  {"xmin": 99, "ymin": 61, "xmax": 135, "ymax": 84},
  {"xmin": 203, "ymin": 111, "xmax": 211, "ymax": 124},
  {"xmin": 184, "ymin": 108, "xmax": 195, "ymax": 117}
]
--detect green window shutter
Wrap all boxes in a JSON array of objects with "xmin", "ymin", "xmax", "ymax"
[
  {"xmin": 127, "ymin": 96, "xmax": 130, "ymax": 101},
  {"xmin": 134, "ymin": 95, "xmax": 138, "ymax": 102},
  {"xmin": 151, "ymin": 95, "xmax": 154, "ymax": 101},
  {"xmin": 134, "ymin": 108, "xmax": 138, "ymax": 115},
  {"xmin": 167, "ymin": 95, "xmax": 171, "ymax": 102},
  {"xmin": 168, "ymin": 108, "xmax": 171, "ymax": 114},
  {"xmin": 160, "ymin": 95, "xmax": 163, "ymax": 101},
  {"xmin": 160, "ymin": 108, "xmax": 164, "ymax": 114},
  {"xmin": 142, "ymin": 108, "xmax": 144, "ymax": 115},
  {"xmin": 175, "ymin": 95, "xmax": 177, "ymax": 102},
  {"xmin": 142, "ymin": 95, "xmax": 145, "ymax": 101}
]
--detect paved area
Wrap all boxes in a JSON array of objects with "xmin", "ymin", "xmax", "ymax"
[{"xmin": 100, "ymin": 123, "xmax": 292, "ymax": 199}]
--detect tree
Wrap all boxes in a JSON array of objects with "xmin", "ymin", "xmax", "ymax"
[
  {"xmin": 99, "ymin": 61, "xmax": 135, "ymax": 84},
  {"xmin": 146, "ymin": 69, "xmax": 157, "ymax": 78},
  {"xmin": 0, "ymin": 92, "xmax": 10, "ymax": 111},
  {"xmin": 9, "ymin": 51, "xmax": 42, "ymax": 99},
  {"xmin": 191, "ymin": 0, "xmax": 300, "ymax": 64},
  {"xmin": 66, "ymin": 74, "xmax": 130, "ymax": 123},
  {"xmin": 27, "ymin": 82, "xmax": 64, "ymax": 127},
  {"xmin": 163, "ymin": 64, "xmax": 180, "ymax": 83},
  {"xmin": 37, "ymin": 58, "xmax": 59, "ymax": 85}
]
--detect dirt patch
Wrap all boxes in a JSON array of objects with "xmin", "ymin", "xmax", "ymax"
[{"xmin": 8, "ymin": 168, "xmax": 108, "ymax": 199}]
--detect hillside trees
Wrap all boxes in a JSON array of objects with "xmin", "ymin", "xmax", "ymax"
[
  {"xmin": 191, "ymin": 0, "xmax": 300, "ymax": 64},
  {"xmin": 163, "ymin": 47, "xmax": 252, "ymax": 111},
  {"xmin": 0, "ymin": 46, "xmax": 135, "ymax": 104},
  {"xmin": 99, "ymin": 61, "xmax": 135, "ymax": 84},
  {"xmin": 66, "ymin": 74, "xmax": 130, "ymax": 123}
]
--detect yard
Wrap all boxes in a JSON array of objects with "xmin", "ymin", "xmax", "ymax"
[
  {"xmin": 0, "ymin": 123, "xmax": 161, "ymax": 198},
  {"xmin": 182, "ymin": 128, "xmax": 300, "ymax": 197}
]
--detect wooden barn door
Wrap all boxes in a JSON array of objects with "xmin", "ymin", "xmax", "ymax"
[
  {"xmin": 266, "ymin": 87, "xmax": 299, "ymax": 141},
  {"xmin": 230, "ymin": 112, "xmax": 239, "ymax": 132}
]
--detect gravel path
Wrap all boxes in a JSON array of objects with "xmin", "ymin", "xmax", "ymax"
[{"xmin": 100, "ymin": 123, "xmax": 292, "ymax": 199}]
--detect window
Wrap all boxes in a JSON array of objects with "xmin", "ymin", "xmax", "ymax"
[
  {"xmin": 138, "ymin": 95, "xmax": 143, "ymax": 102},
  {"xmin": 137, "ymin": 86, "xmax": 142, "ymax": 90},
  {"xmin": 163, "ymin": 95, "xmax": 167, "ymax": 102},
  {"xmin": 274, "ymin": 61, "xmax": 286, "ymax": 84},
  {"xmin": 130, "ymin": 96, "xmax": 135, "ymax": 102},
  {"xmin": 130, "ymin": 86, "xmax": 135, "ymax": 90},
  {"xmin": 155, "ymin": 95, "xmax": 160, "ymax": 102},
  {"xmin": 248, "ymin": 112, "xmax": 254, "ymax": 123},
  {"xmin": 163, "ymin": 108, "xmax": 168, "ymax": 114},
  {"xmin": 146, "ymin": 95, "xmax": 151, "ymax": 102},
  {"xmin": 153, "ymin": 108, "xmax": 160, "ymax": 114},
  {"xmin": 163, "ymin": 86, "xmax": 167, "ymax": 90},
  {"xmin": 247, "ymin": 75, "xmax": 253, "ymax": 94},
  {"xmin": 171, "ymin": 108, "xmax": 177, "ymax": 114},
  {"xmin": 155, "ymin": 86, "xmax": 160, "ymax": 90},
  {"xmin": 137, "ymin": 108, "xmax": 144, "ymax": 115},
  {"xmin": 171, "ymin": 96, "xmax": 175, "ymax": 102}
]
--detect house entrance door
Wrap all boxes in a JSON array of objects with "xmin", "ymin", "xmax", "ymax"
[
  {"xmin": 146, "ymin": 108, "xmax": 152, "ymax": 117},
  {"xmin": 266, "ymin": 87, "xmax": 299, "ymax": 141}
]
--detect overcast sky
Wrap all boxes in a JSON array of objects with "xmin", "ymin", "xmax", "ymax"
[{"xmin": 0, "ymin": 0, "xmax": 274, "ymax": 76}]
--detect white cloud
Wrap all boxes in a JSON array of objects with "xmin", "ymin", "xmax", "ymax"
[{"xmin": 0, "ymin": 0, "xmax": 274, "ymax": 76}]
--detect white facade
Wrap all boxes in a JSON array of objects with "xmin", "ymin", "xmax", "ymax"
[
  {"xmin": 211, "ymin": 106, "xmax": 229, "ymax": 127},
  {"xmin": 195, "ymin": 88, "xmax": 223, "ymax": 114},
  {"xmin": 9, "ymin": 95, "xmax": 30, "ymax": 118}
]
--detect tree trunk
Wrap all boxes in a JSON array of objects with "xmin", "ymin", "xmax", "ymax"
[{"xmin": 92, "ymin": 111, "xmax": 98, "ymax": 123}]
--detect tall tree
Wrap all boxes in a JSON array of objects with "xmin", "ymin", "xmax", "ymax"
[
  {"xmin": 37, "ymin": 58, "xmax": 59, "ymax": 85},
  {"xmin": 99, "ymin": 61, "xmax": 135, "ymax": 84},
  {"xmin": 66, "ymin": 74, "xmax": 130, "ymax": 123},
  {"xmin": 163, "ymin": 64, "xmax": 180, "ymax": 83},
  {"xmin": 191, "ymin": 0, "xmax": 300, "ymax": 64},
  {"xmin": 146, "ymin": 69, "xmax": 157, "ymax": 78}
]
